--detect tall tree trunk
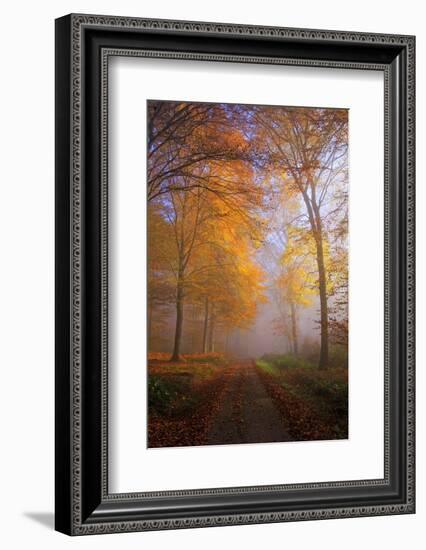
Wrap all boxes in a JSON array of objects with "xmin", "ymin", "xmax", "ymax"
[
  {"xmin": 148, "ymin": 302, "xmax": 153, "ymax": 349},
  {"xmin": 235, "ymin": 329, "xmax": 241, "ymax": 357},
  {"xmin": 202, "ymin": 297, "xmax": 209, "ymax": 353},
  {"xmin": 208, "ymin": 310, "xmax": 215, "ymax": 353},
  {"xmin": 170, "ymin": 269, "xmax": 184, "ymax": 361},
  {"xmin": 301, "ymin": 188, "xmax": 329, "ymax": 370},
  {"xmin": 315, "ymin": 235, "xmax": 329, "ymax": 369},
  {"xmin": 190, "ymin": 304, "xmax": 196, "ymax": 353},
  {"xmin": 290, "ymin": 302, "xmax": 298, "ymax": 356}
]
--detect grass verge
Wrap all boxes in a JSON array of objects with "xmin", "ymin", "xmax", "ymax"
[{"xmin": 256, "ymin": 355, "xmax": 348, "ymax": 441}]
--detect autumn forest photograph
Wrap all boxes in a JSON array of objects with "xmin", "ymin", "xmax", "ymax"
[{"xmin": 147, "ymin": 99, "xmax": 349, "ymax": 448}]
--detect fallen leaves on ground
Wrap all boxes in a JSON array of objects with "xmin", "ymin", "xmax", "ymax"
[{"xmin": 147, "ymin": 356, "xmax": 232, "ymax": 448}]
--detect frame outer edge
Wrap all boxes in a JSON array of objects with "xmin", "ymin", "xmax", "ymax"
[
  {"xmin": 60, "ymin": 13, "xmax": 415, "ymax": 535},
  {"xmin": 55, "ymin": 14, "xmax": 73, "ymax": 536},
  {"xmin": 405, "ymin": 35, "xmax": 415, "ymax": 513}
]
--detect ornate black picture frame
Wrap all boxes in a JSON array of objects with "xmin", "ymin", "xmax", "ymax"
[{"xmin": 55, "ymin": 13, "xmax": 415, "ymax": 535}]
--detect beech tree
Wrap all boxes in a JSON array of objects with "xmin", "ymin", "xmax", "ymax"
[
  {"xmin": 148, "ymin": 102, "xmax": 266, "ymax": 360},
  {"xmin": 164, "ymin": 171, "xmax": 265, "ymax": 360},
  {"xmin": 253, "ymin": 107, "xmax": 348, "ymax": 369}
]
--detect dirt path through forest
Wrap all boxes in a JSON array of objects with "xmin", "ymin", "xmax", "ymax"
[{"xmin": 207, "ymin": 361, "xmax": 290, "ymax": 445}]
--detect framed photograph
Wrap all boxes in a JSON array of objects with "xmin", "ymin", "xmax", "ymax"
[{"xmin": 55, "ymin": 13, "xmax": 415, "ymax": 535}]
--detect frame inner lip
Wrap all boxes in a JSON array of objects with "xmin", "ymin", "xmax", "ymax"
[{"xmin": 100, "ymin": 47, "xmax": 391, "ymax": 500}]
